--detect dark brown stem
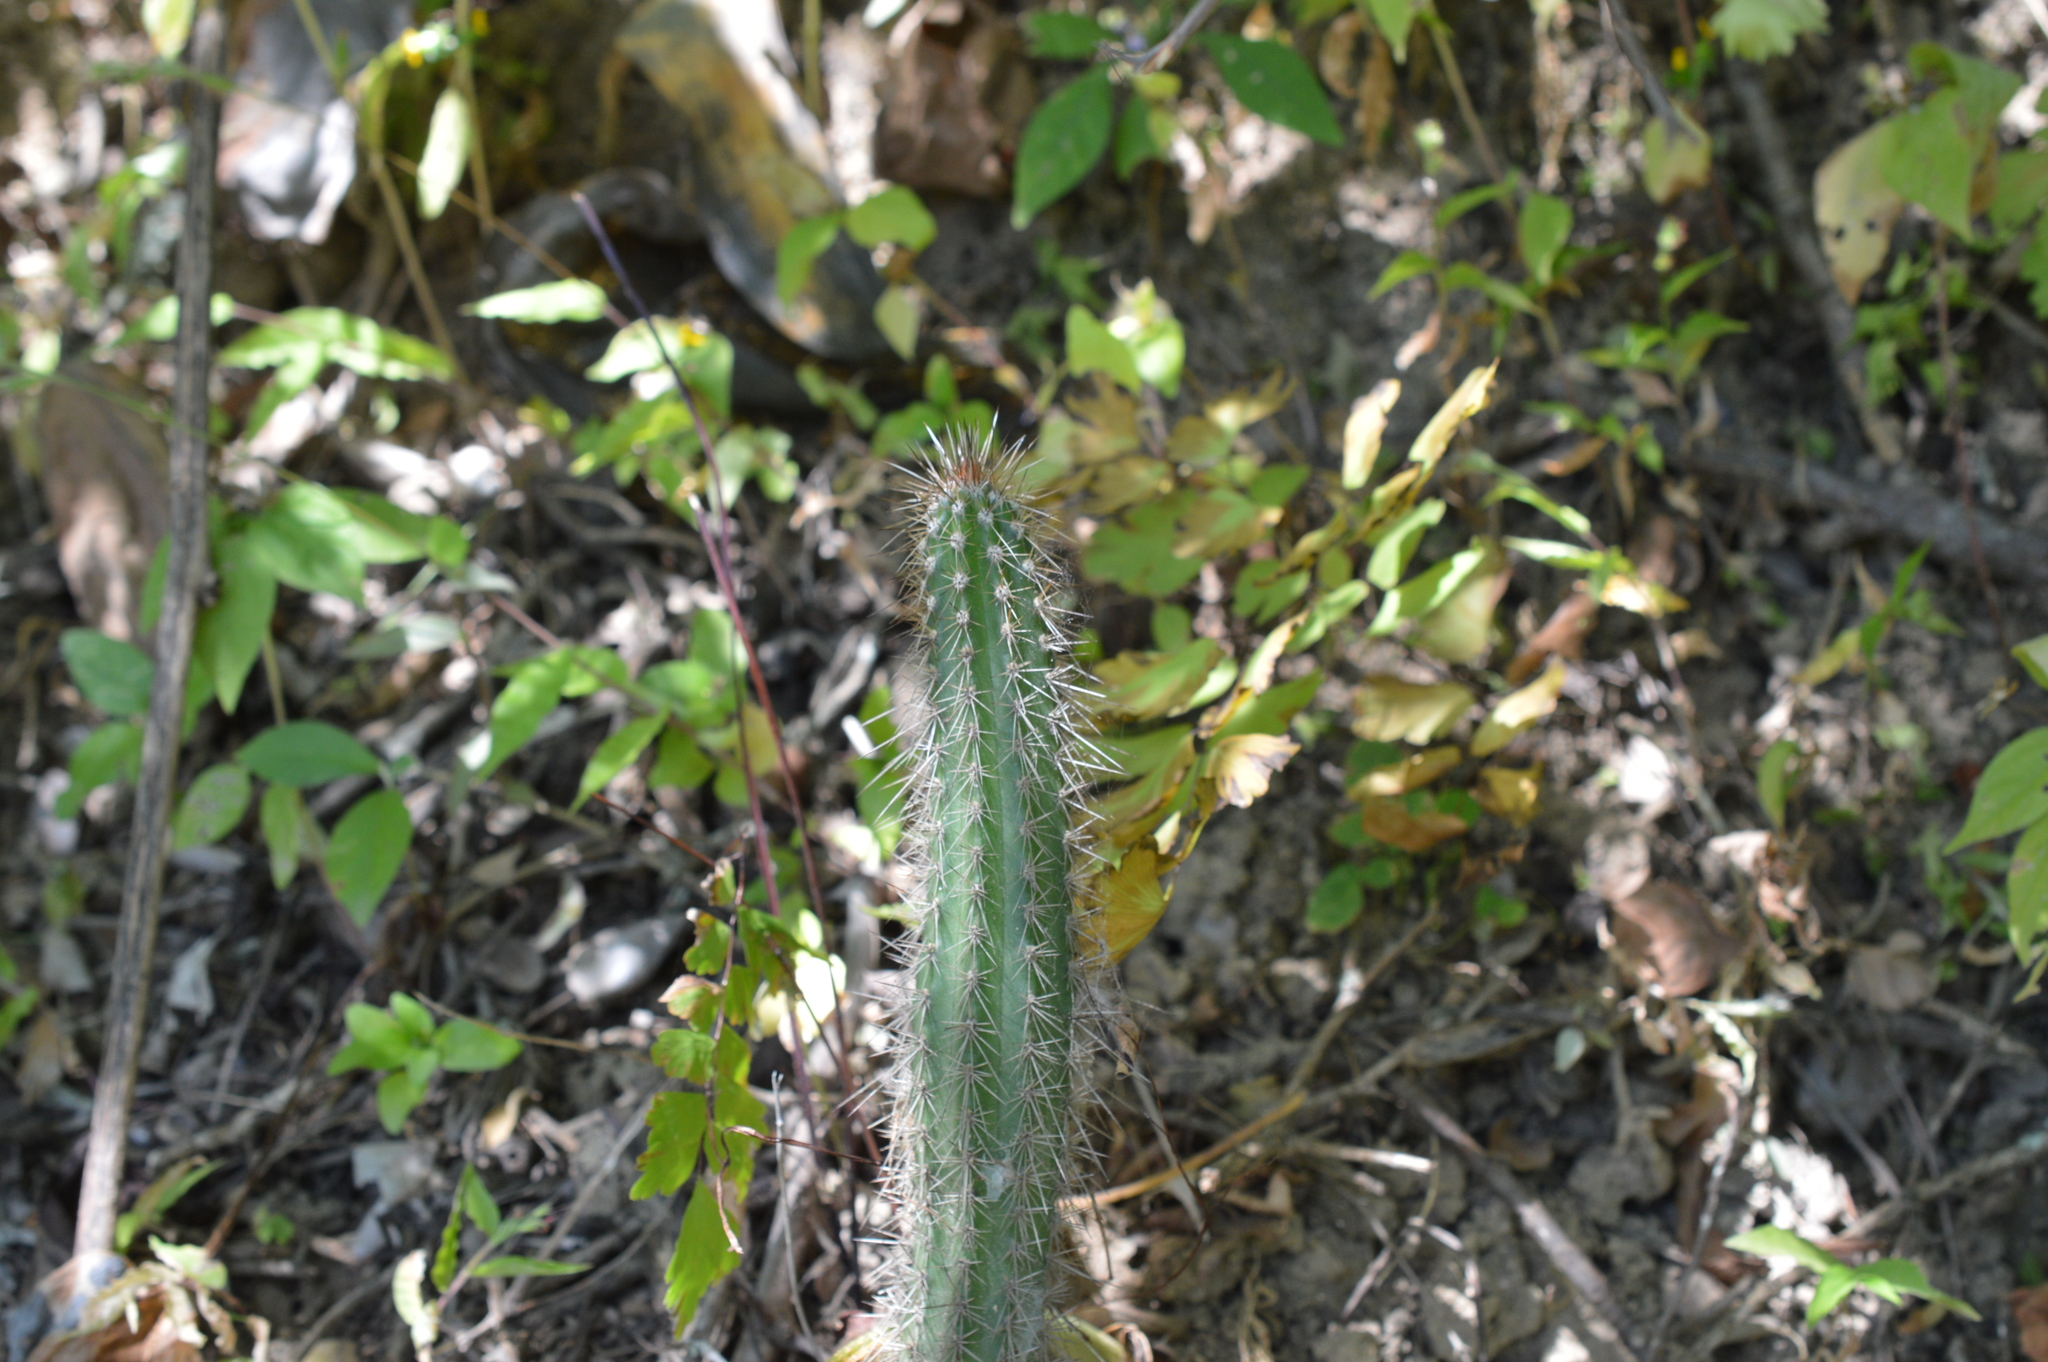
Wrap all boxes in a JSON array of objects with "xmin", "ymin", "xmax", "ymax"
[{"xmin": 74, "ymin": 5, "xmax": 224, "ymax": 1261}]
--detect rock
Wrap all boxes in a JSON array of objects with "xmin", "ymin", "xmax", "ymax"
[{"xmin": 563, "ymin": 916, "xmax": 681, "ymax": 1005}]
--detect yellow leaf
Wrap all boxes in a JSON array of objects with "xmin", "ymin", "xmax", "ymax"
[
  {"xmin": 1406, "ymin": 361, "xmax": 1497, "ymax": 477},
  {"xmin": 1165, "ymin": 414, "xmax": 1232, "ymax": 467},
  {"xmin": 1078, "ymin": 842, "xmax": 1169, "ymax": 964},
  {"xmin": 1474, "ymin": 763, "xmax": 1543, "ymax": 827},
  {"xmin": 1355, "ymin": 796, "xmax": 1468, "ymax": 852},
  {"xmin": 1471, "ymin": 657, "xmax": 1566, "ymax": 757},
  {"xmin": 1815, "ymin": 124, "xmax": 1904, "ymax": 303},
  {"xmin": 1095, "ymin": 639, "xmax": 1228, "ymax": 720},
  {"xmin": 1349, "ymin": 745, "xmax": 1461, "ymax": 797},
  {"xmin": 1343, "ymin": 378, "xmax": 1400, "ymax": 490},
  {"xmin": 1080, "ymin": 455, "xmax": 1174, "ymax": 514},
  {"xmin": 1206, "ymin": 369, "xmax": 1294, "ymax": 435},
  {"xmin": 1793, "ymin": 626, "xmax": 1862, "ymax": 687},
  {"xmin": 1353, "ymin": 676, "xmax": 1474, "ymax": 744},
  {"xmin": 1641, "ymin": 109, "xmax": 1711, "ymax": 204},
  {"xmin": 1205, "ymin": 733, "xmax": 1300, "ymax": 808},
  {"xmin": 1411, "ymin": 549, "xmax": 1509, "ymax": 664},
  {"xmin": 1598, "ymin": 571, "xmax": 1687, "ymax": 618}
]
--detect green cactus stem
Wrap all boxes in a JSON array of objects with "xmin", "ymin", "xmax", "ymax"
[{"xmin": 886, "ymin": 444, "xmax": 1089, "ymax": 1362}]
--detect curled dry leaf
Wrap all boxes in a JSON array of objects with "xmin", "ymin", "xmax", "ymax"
[
  {"xmin": 1473, "ymin": 763, "xmax": 1543, "ymax": 827},
  {"xmin": 1080, "ymin": 841, "xmax": 1167, "ymax": 963},
  {"xmin": 1471, "ymin": 657, "xmax": 1566, "ymax": 757},
  {"xmin": 1206, "ymin": 733, "xmax": 1300, "ymax": 809},
  {"xmin": 1606, "ymin": 879, "xmax": 1744, "ymax": 997},
  {"xmin": 875, "ymin": 12, "xmax": 1034, "ymax": 197},
  {"xmin": 1352, "ymin": 676, "xmax": 1474, "ymax": 744},
  {"xmin": 1350, "ymin": 745, "xmax": 1461, "ymax": 798}
]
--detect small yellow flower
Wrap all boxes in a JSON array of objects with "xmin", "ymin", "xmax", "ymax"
[
  {"xmin": 1671, "ymin": 46, "xmax": 1688, "ymax": 72},
  {"xmin": 470, "ymin": 8, "xmax": 488, "ymax": 36},
  {"xmin": 400, "ymin": 27, "xmax": 435, "ymax": 66}
]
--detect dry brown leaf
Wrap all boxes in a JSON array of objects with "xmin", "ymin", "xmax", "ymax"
[
  {"xmin": 36, "ymin": 363, "xmax": 171, "ymax": 644},
  {"xmin": 1355, "ymin": 795, "xmax": 1467, "ymax": 852},
  {"xmin": 1487, "ymin": 1117, "xmax": 1554, "ymax": 1171},
  {"xmin": 1080, "ymin": 842, "xmax": 1168, "ymax": 963},
  {"xmin": 1342, "ymin": 378, "xmax": 1400, "ymax": 490},
  {"xmin": 1607, "ymin": 880, "xmax": 1744, "ymax": 997},
  {"xmin": 1318, "ymin": 10, "xmax": 1363, "ymax": 98},
  {"xmin": 17, "ymin": 1008, "xmax": 73, "ymax": 1106},
  {"xmin": 1815, "ymin": 125, "xmax": 1905, "ymax": 303},
  {"xmin": 874, "ymin": 14, "xmax": 1033, "ymax": 197},
  {"xmin": 1355, "ymin": 21, "xmax": 1395, "ymax": 157},
  {"xmin": 1504, "ymin": 593, "xmax": 1596, "ymax": 685},
  {"xmin": 2010, "ymin": 1283, "xmax": 2048, "ymax": 1362},
  {"xmin": 1080, "ymin": 455, "xmax": 1174, "ymax": 515},
  {"xmin": 1353, "ymin": 676, "xmax": 1474, "ymax": 744},
  {"xmin": 1206, "ymin": 733, "xmax": 1299, "ymax": 808},
  {"xmin": 1536, "ymin": 434, "xmax": 1607, "ymax": 478},
  {"xmin": 1844, "ymin": 930, "xmax": 1936, "ymax": 1011}
]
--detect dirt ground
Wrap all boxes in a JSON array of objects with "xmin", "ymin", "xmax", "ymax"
[{"xmin": 3, "ymin": 1, "xmax": 2048, "ymax": 1362}]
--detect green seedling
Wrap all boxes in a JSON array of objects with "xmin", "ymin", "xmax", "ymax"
[
  {"xmin": 328, "ymin": 992, "xmax": 522, "ymax": 1134},
  {"xmin": 393, "ymin": 1163, "xmax": 588, "ymax": 1360},
  {"xmin": 1725, "ymin": 1226, "xmax": 1978, "ymax": 1325}
]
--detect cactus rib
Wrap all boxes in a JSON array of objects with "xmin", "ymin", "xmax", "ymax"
[{"xmin": 885, "ymin": 445, "xmax": 1087, "ymax": 1362}]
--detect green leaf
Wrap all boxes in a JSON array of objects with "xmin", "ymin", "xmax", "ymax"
[
  {"xmin": 114, "ymin": 291, "xmax": 232, "ymax": 346},
  {"xmin": 633, "ymin": 1093, "xmax": 708, "ymax": 1198},
  {"xmin": 59, "ymin": 721, "xmax": 144, "ymax": 817},
  {"xmin": 1806, "ymin": 1263, "xmax": 1860, "ymax": 1323},
  {"xmin": 1947, "ymin": 728, "xmax": 2048, "ymax": 849},
  {"xmin": 260, "ymin": 783, "xmax": 308, "ymax": 891},
  {"xmin": 1519, "ymin": 193, "xmax": 1572, "ymax": 289},
  {"xmin": 1287, "ymin": 578, "xmax": 1371, "ymax": 652},
  {"xmin": 1878, "ymin": 92, "xmax": 1974, "ymax": 238},
  {"xmin": 1858, "ymin": 1257, "xmax": 1981, "ymax": 1320},
  {"xmin": 2013, "ymin": 633, "xmax": 2048, "ymax": 689},
  {"xmin": 436, "ymin": 1017, "xmax": 522, "ymax": 1071},
  {"xmin": 471, "ymin": 1256, "xmax": 589, "ymax": 1278},
  {"xmin": 61, "ymin": 629, "xmax": 155, "ymax": 717},
  {"xmin": 390, "ymin": 992, "xmax": 435, "ymax": 1042},
  {"xmin": 195, "ymin": 537, "xmax": 275, "ymax": 715},
  {"xmin": 650, "ymin": 724, "xmax": 715, "ymax": 789},
  {"xmin": 652, "ymin": 1027, "xmax": 718, "ymax": 1084},
  {"xmin": 664, "ymin": 1180, "xmax": 744, "ymax": 1324},
  {"xmin": 1022, "ymin": 10, "xmax": 1113, "ymax": 58},
  {"xmin": 1013, "ymin": 68, "xmax": 1114, "ymax": 228},
  {"xmin": 473, "ymin": 650, "xmax": 572, "ymax": 779},
  {"xmin": 1066, "ymin": 305, "xmax": 1143, "ymax": 393},
  {"xmin": 416, "ymin": 86, "xmax": 471, "ymax": 221},
  {"xmin": 1659, "ymin": 249, "xmax": 1734, "ymax": 310},
  {"xmin": 377, "ymin": 1068, "xmax": 427, "ymax": 1135},
  {"xmin": 326, "ymin": 789, "xmax": 411, "ymax": 926},
  {"xmin": 573, "ymin": 714, "xmax": 665, "ymax": 810},
  {"xmin": 1308, "ymin": 863, "xmax": 1369, "ymax": 931},
  {"xmin": 171, "ymin": 763, "xmax": 251, "ymax": 851},
  {"xmin": 685, "ymin": 915, "xmax": 732, "ymax": 976},
  {"xmin": 582, "ymin": 319, "xmax": 735, "ymax": 418},
  {"xmin": 239, "ymin": 721, "xmax": 380, "ymax": 786},
  {"xmin": 775, "ymin": 212, "xmax": 844, "ymax": 306},
  {"xmin": 1363, "ymin": 0, "xmax": 1416, "ymax": 62},
  {"xmin": 1711, "ymin": 0, "xmax": 1828, "ymax": 61},
  {"xmin": 1371, "ymin": 250, "xmax": 1437, "ymax": 298},
  {"xmin": 0, "ymin": 988, "xmax": 38, "ymax": 1051},
  {"xmin": 331, "ymin": 1001, "xmax": 414, "ymax": 1072},
  {"xmin": 1095, "ymin": 638, "xmax": 1226, "ymax": 720},
  {"xmin": 463, "ymin": 279, "xmax": 610, "ymax": 324},
  {"xmin": 242, "ymin": 483, "xmax": 370, "ymax": 600},
  {"xmin": 1757, "ymin": 739, "xmax": 1797, "ymax": 830},
  {"xmin": 1083, "ymin": 494, "xmax": 1206, "ymax": 596},
  {"xmin": 1366, "ymin": 498, "xmax": 1446, "ymax": 590},
  {"xmin": 460, "ymin": 1161, "xmax": 501, "ymax": 1237},
  {"xmin": 873, "ymin": 285, "xmax": 920, "ymax": 361},
  {"xmin": 1114, "ymin": 90, "xmax": 1176, "ymax": 178},
  {"xmin": 1370, "ymin": 543, "xmax": 1494, "ymax": 635},
  {"xmin": 1724, "ymin": 1225, "xmax": 1844, "ymax": 1274},
  {"xmin": 2005, "ymin": 814, "xmax": 2048, "ymax": 962},
  {"xmin": 1444, "ymin": 262, "xmax": 1539, "ymax": 315},
  {"xmin": 1196, "ymin": 35, "xmax": 1341, "ymax": 147},
  {"xmin": 218, "ymin": 307, "xmax": 453, "ymax": 382},
  {"xmin": 1437, "ymin": 179, "xmax": 1515, "ymax": 230},
  {"xmin": 845, "ymin": 185, "xmax": 937, "ymax": 252},
  {"xmin": 1232, "ymin": 559, "xmax": 1311, "ymax": 623},
  {"xmin": 1211, "ymin": 671, "xmax": 1322, "ymax": 742}
]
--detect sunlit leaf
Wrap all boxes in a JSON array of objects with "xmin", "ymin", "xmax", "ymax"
[
  {"xmin": 416, "ymin": 86, "xmax": 471, "ymax": 220},
  {"xmin": 1470, "ymin": 657, "xmax": 1566, "ymax": 757},
  {"xmin": 463, "ymin": 278, "xmax": 610, "ymax": 323},
  {"xmin": 1197, "ymin": 34, "xmax": 1341, "ymax": 147},
  {"xmin": 1947, "ymin": 728, "xmax": 2048, "ymax": 849},
  {"xmin": 436, "ymin": 1017, "xmax": 521, "ymax": 1071},
  {"xmin": 1352, "ymin": 676, "xmax": 1473, "ymax": 744},
  {"xmin": 1711, "ymin": 0, "xmax": 1827, "ymax": 61},
  {"xmin": 61, "ymin": 629, "xmax": 154, "ymax": 717},
  {"xmin": 1013, "ymin": 68, "xmax": 1114, "ymax": 227},
  {"xmin": 845, "ymin": 185, "xmax": 937, "ymax": 252},
  {"xmin": 663, "ymin": 1180, "xmax": 744, "ymax": 1325}
]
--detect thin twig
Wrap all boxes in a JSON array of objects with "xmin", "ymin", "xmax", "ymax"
[
  {"xmin": 1600, "ymin": 0, "xmax": 1700, "ymax": 144},
  {"xmin": 1840, "ymin": 1125, "xmax": 2048, "ymax": 1241},
  {"xmin": 1426, "ymin": 20, "xmax": 1502, "ymax": 183},
  {"xmin": 1391, "ymin": 1077, "xmax": 1647, "ymax": 1362},
  {"xmin": 1285, "ymin": 908, "xmax": 1436, "ymax": 1095},
  {"xmin": 74, "ymin": 5, "xmax": 224, "ymax": 1261},
  {"xmin": 1120, "ymin": 0, "xmax": 1224, "ymax": 75}
]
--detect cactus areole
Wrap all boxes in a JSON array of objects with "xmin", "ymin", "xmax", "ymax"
[{"xmin": 887, "ymin": 445, "xmax": 1087, "ymax": 1362}]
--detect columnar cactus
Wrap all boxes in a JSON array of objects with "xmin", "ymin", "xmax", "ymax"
[{"xmin": 883, "ymin": 444, "xmax": 1093, "ymax": 1362}]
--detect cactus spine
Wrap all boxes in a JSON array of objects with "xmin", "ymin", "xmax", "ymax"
[{"xmin": 886, "ymin": 446, "xmax": 1089, "ymax": 1362}]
